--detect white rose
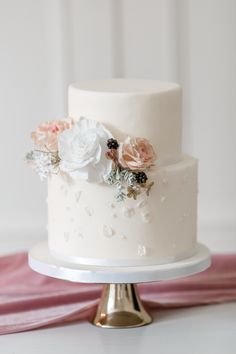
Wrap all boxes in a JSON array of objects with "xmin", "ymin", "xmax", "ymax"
[{"xmin": 58, "ymin": 117, "xmax": 113, "ymax": 183}]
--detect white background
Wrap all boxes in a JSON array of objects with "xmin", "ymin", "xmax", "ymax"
[{"xmin": 0, "ymin": 0, "xmax": 236, "ymax": 252}]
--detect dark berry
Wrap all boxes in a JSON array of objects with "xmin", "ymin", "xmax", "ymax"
[
  {"xmin": 135, "ymin": 172, "xmax": 148, "ymax": 184},
  {"xmin": 107, "ymin": 138, "xmax": 119, "ymax": 150}
]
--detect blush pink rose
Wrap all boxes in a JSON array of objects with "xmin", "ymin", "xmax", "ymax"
[
  {"xmin": 118, "ymin": 136, "xmax": 156, "ymax": 171},
  {"xmin": 31, "ymin": 118, "xmax": 73, "ymax": 151}
]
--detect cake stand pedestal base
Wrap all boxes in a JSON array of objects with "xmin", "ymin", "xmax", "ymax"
[
  {"xmin": 28, "ymin": 241, "xmax": 210, "ymax": 329},
  {"xmin": 93, "ymin": 283, "xmax": 152, "ymax": 328}
]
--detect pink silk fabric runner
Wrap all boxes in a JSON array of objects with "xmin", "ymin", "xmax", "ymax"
[{"xmin": 0, "ymin": 252, "xmax": 236, "ymax": 335}]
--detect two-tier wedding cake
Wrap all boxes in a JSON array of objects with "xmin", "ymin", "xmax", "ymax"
[{"xmin": 27, "ymin": 79, "xmax": 198, "ymax": 266}]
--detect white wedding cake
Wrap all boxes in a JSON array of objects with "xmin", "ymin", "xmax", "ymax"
[{"xmin": 27, "ymin": 79, "xmax": 198, "ymax": 266}]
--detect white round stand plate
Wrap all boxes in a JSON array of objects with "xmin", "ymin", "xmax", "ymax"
[{"xmin": 29, "ymin": 241, "xmax": 211, "ymax": 284}]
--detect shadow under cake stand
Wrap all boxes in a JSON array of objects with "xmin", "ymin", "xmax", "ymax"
[{"xmin": 28, "ymin": 241, "xmax": 210, "ymax": 329}]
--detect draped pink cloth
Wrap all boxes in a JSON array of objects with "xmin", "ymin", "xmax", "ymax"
[{"xmin": 0, "ymin": 252, "xmax": 236, "ymax": 335}]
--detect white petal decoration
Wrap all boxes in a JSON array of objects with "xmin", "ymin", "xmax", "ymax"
[
  {"xmin": 85, "ymin": 206, "xmax": 94, "ymax": 216},
  {"xmin": 107, "ymin": 201, "xmax": 115, "ymax": 209},
  {"xmin": 58, "ymin": 117, "xmax": 113, "ymax": 183},
  {"xmin": 138, "ymin": 244, "xmax": 147, "ymax": 257},
  {"xmin": 75, "ymin": 231, "xmax": 83, "ymax": 239},
  {"xmin": 103, "ymin": 225, "xmax": 115, "ymax": 238},
  {"xmin": 136, "ymin": 199, "xmax": 147, "ymax": 209},
  {"xmin": 160, "ymin": 196, "xmax": 167, "ymax": 203},
  {"xmin": 162, "ymin": 177, "xmax": 168, "ymax": 185},
  {"xmin": 75, "ymin": 191, "xmax": 82, "ymax": 203},
  {"xmin": 141, "ymin": 211, "xmax": 153, "ymax": 223},
  {"xmin": 122, "ymin": 206, "xmax": 135, "ymax": 218}
]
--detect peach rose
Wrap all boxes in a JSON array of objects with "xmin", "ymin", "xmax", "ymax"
[
  {"xmin": 118, "ymin": 136, "xmax": 156, "ymax": 171},
  {"xmin": 31, "ymin": 118, "xmax": 73, "ymax": 151}
]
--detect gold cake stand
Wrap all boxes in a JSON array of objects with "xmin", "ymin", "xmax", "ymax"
[
  {"xmin": 93, "ymin": 283, "xmax": 151, "ymax": 328},
  {"xmin": 28, "ymin": 241, "xmax": 210, "ymax": 329}
]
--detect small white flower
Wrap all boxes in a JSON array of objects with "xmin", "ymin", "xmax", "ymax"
[
  {"xmin": 122, "ymin": 206, "xmax": 135, "ymax": 218},
  {"xmin": 58, "ymin": 117, "xmax": 113, "ymax": 183},
  {"xmin": 138, "ymin": 244, "xmax": 147, "ymax": 257},
  {"xmin": 26, "ymin": 150, "xmax": 59, "ymax": 180}
]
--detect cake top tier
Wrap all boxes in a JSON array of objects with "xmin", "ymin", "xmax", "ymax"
[
  {"xmin": 70, "ymin": 79, "xmax": 180, "ymax": 94},
  {"xmin": 69, "ymin": 79, "xmax": 182, "ymax": 163}
]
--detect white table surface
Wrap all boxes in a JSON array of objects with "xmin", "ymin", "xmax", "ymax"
[{"xmin": 0, "ymin": 233, "xmax": 236, "ymax": 354}]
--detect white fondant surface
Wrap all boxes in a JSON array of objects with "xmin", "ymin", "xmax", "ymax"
[
  {"xmin": 68, "ymin": 79, "xmax": 182, "ymax": 162},
  {"xmin": 48, "ymin": 155, "xmax": 198, "ymax": 266}
]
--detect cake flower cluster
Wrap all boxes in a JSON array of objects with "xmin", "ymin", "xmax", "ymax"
[
  {"xmin": 105, "ymin": 136, "xmax": 156, "ymax": 201},
  {"xmin": 26, "ymin": 117, "xmax": 156, "ymax": 201},
  {"xmin": 26, "ymin": 119, "xmax": 73, "ymax": 180}
]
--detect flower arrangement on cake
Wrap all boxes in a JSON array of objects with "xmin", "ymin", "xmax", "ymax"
[{"xmin": 26, "ymin": 117, "xmax": 156, "ymax": 201}]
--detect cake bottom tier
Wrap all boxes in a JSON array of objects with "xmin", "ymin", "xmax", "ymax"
[{"xmin": 48, "ymin": 155, "xmax": 198, "ymax": 266}]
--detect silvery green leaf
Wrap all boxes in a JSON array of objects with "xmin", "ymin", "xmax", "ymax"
[
  {"xmin": 115, "ymin": 190, "xmax": 126, "ymax": 202},
  {"xmin": 114, "ymin": 183, "xmax": 126, "ymax": 202},
  {"xmin": 26, "ymin": 149, "xmax": 60, "ymax": 180},
  {"xmin": 25, "ymin": 151, "xmax": 35, "ymax": 161},
  {"xmin": 104, "ymin": 170, "xmax": 117, "ymax": 185}
]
